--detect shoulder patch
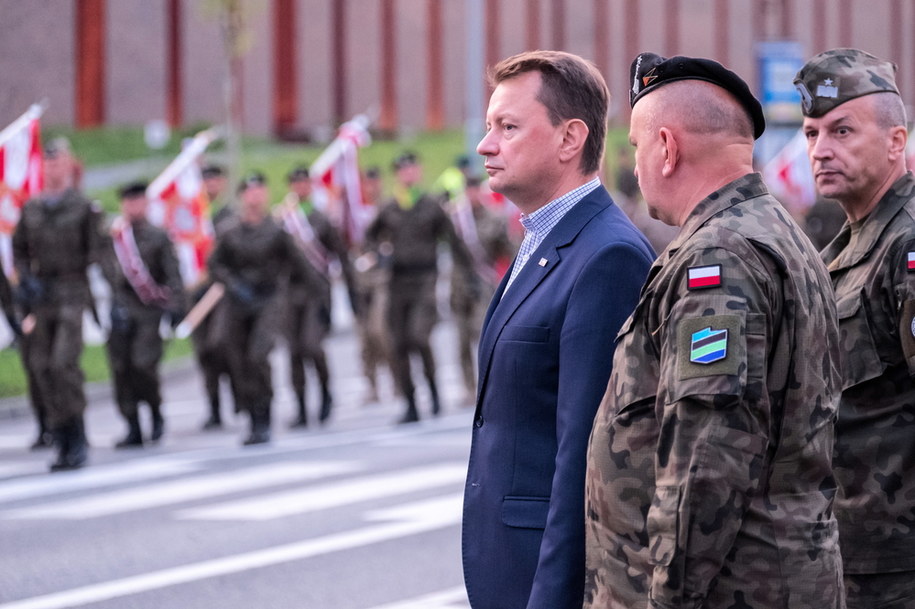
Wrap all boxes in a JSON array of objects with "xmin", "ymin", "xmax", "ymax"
[
  {"xmin": 687, "ymin": 264, "xmax": 721, "ymax": 290},
  {"xmin": 907, "ymin": 252, "xmax": 915, "ymax": 272},
  {"xmin": 678, "ymin": 314, "xmax": 742, "ymax": 380}
]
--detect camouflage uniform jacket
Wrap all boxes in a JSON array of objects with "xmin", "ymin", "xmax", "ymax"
[
  {"xmin": 102, "ymin": 218, "xmax": 186, "ymax": 319},
  {"xmin": 820, "ymin": 170, "xmax": 915, "ymax": 574},
  {"xmin": 365, "ymin": 194, "xmax": 474, "ymax": 278},
  {"xmin": 12, "ymin": 189, "xmax": 105, "ymax": 307},
  {"xmin": 209, "ymin": 216, "xmax": 318, "ymax": 311},
  {"xmin": 585, "ymin": 173, "xmax": 844, "ymax": 609}
]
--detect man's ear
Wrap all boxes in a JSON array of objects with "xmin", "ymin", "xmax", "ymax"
[
  {"xmin": 659, "ymin": 127, "xmax": 679, "ymax": 178},
  {"xmin": 558, "ymin": 119, "xmax": 589, "ymax": 164},
  {"xmin": 888, "ymin": 125, "xmax": 908, "ymax": 162}
]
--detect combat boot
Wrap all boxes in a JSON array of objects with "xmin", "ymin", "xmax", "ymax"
[
  {"xmin": 30, "ymin": 426, "xmax": 53, "ymax": 450},
  {"xmin": 202, "ymin": 395, "xmax": 222, "ymax": 430},
  {"xmin": 288, "ymin": 392, "xmax": 308, "ymax": 428},
  {"xmin": 115, "ymin": 414, "xmax": 143, "ymax": 449},
  {"xmin": 429, "ymin": 381, "xmax": 442, "ymax": 417},
  {"xmin": 50, "ymin": 419, "xmax": 88, "ymax": 472},
  {"xmin": 318, "ymin": 385, "xmax": 333, "ymax": 425},
  {"xmin": 397, "ymin": 395, "xmax": 420, "ymax": 425},
  {"xmin": 149, "ymin": 403, "xmax": 165, "ymax": 442},
  {"xmin": 243, "ymin": 407, "xmax": 271, "ymax": 446}
]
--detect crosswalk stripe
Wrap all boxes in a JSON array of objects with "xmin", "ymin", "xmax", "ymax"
[
  {"xmin": 0, "ymin": 461, "xmax": 362, "ymax": 520},
  {"xmin": 176, "ymin": 462, "xmax": 468, "ymax": 521},
  {"xmin": 0, "ymin": 510, "xmax": 462, "ymax": 609},
  {"xmin": 0, "ymin": 459, "xmax": 202, "ymax": 504},
  {"xmin": 364, "ymin": 586, "xmax": 469, "ymax": 609}
]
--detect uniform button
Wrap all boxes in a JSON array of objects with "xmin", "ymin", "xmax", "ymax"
[{"xmin": 474, "ymin": 416, "xmax": 484, "ymax": 428}]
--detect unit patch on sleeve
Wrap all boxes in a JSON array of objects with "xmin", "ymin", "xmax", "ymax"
[
  {"xmin": 677, "ymin": 314, "xmax": 742, "ymax": 380},
  {"xmin": 907, "ymin": 252, "xmax": 915, "ymax": 271},
  {"xmin": 687, "ymin": 264, "xmax": 722, "ymax": 289}
]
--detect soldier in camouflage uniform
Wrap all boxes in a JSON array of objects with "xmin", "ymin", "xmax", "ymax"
[
  {"xmin": 102, "ymin": 182, "xmax": 185, "ymax": 448},
  {"xmin": 279, "ymin": 166, "xmax": 358, "ymax": 427},
  {"xmin": 584, "ymin": 54, "xmax": 844, "ymax": 608},
  {"xmin": 447, "ymin": 175, "xmax": 514, "ymax": 399},
  {"xmin": 12, "ymin": 142, "xmax": 106, "ymax": 471},
  {"xmin": 208, "ymin": 172, "xmax": 319, "ymax": 445},
  {"xmin": 364, "ymin": 152, "xmax": 475, "ymax": 423},
  {"xmin": 193, "ymin": 163, "xmax": 235, "ymax": 429},
  {"xmin": 796, "ymin": 48, "xmax": 915, "ymax": 608}
]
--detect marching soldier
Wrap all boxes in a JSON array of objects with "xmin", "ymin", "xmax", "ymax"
[
  {"xmin": 277, "ymin": 166, "xmax": 358, "ymax": 427},
  {"xmin": 364, "ymin": 152, "xmax": 476, "ymax": 423},
  {"xmin": 12, "ymin": 140, "xmax": 106, "ymax": 471},
  {"xmin": 102, "ymin": 182, "xmax": 185, "ymax": 447},
  {"xmin": 208, "ymin": 172, "xmax": 319, "ymax": 445},
  {"xmin": 192, "ymin": 163, "xmax": 235, "ymax": 430},
  {"xmin": 448, "ymin": 175, "xmax": 514, "ymax": 399}
]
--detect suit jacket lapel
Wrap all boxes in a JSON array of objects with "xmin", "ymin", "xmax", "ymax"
[{"xmin": 475, "ymin": 187, "xmax": 613, "ymax": 405}]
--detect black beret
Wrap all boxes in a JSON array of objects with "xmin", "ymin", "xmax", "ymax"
[
  {"xmin": 364, "ymin": 166, "xmax": 381, "ymax": 180},
  {"xmin": 629, "ymin": 52, "xmax": 766, "ymax": 139},
  {"xmin": 237, "ymin": 170, "xmax": 267, "ymax": 193},
  {"xmin": 287, "ymin": 165, "xmax": 310, "ymax": 182},
  {"xmin": 201, "ymin": 164, "xmax": 224, "ymax": 179},
  {"xmin": 118, "ymin": 181, "xmax": 148, "ymax": 200},
  {"xmin": 392, "ymin": 151, "xmax": 418, "ymax": 171}
]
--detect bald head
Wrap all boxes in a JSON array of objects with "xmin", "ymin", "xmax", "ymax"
[{"xmin": 644, "ymin": 80, "xmax": 755, "ymax": 142}]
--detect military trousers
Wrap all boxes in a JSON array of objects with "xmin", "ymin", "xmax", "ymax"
[
  {"xmin": 211, "ymin": 296, "xmax": 280, "ymax": 415},
  {"xmin": 27, "ymin": 302, "xmax": 87, "ymax": 428},
  {"xmin": 286, "ymin": 294, "xmax": 331, "ymax": 396},
  {"xmin": 386, "ymin": 272, "xmax": 438, "ymax": 398},
  {"xmin": 106, "ymin": 310, "xmax": 164, "ymax": 419}
]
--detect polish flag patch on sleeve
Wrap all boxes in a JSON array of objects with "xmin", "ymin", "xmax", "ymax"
[
  {"xmin": 687, "ymin": 264, "xmax": 722, "ymax": 290},
  {"xmin": 907, "ymin": 252, "xmax": 915, "ymax": 271}
]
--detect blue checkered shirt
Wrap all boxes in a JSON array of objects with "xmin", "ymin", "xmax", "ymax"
[{"xmin": 502, "ymin": 178, "xmax": 601, "ymax": 295}]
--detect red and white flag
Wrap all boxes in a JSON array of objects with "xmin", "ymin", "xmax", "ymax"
[
  {"xmin": 762, "ymin": 128, "xmax": 816, "ymax": 215},
  {"xmin": 147, "ymin": 127, "xmax": 221, "ymax": 286},
  {"xmin": 0, "ymin": 103, "xmax": 45, "ymax": 277},
  {"xmin": 310, "ymin": 114, "xmax": 372, "ymax": 246}
]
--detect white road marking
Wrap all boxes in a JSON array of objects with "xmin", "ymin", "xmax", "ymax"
[
  {"xmin": 0, "ymin": 461, "xmax": 361, "ymax": 519},
  {"xmin": 365, "ymin": 586, "xmax": 469, "ymax": 609},
  {"xmin": 0, "ymin": 459, "xmax": 202, "ymax": 504},
  {"xmin": 0, "ymin": 500, "xmax": 462, "ymax": 609},
  {"xmin": 176, "ymin": 463, "xmax": 468, "ymax": 521}
]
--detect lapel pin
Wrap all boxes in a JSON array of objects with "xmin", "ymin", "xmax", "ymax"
[{"xmin": 538, "ymin": 258, "xmax": 548, "ymax": 267}]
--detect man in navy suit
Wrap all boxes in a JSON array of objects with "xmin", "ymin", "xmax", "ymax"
[{"xmin": 461, "ymin": 50, "xmax": 654, "ymax": 609}]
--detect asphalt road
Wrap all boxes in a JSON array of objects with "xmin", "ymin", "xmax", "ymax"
[{"xmin": 0, "ymin": 316, "xmax": 475, "ymax": 609}]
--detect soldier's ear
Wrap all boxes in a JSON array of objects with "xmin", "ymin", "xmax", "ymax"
[
  {"xmin": 659, "ymin": 127, "xmax": 679, "ymax": 178},
  {"xmin": 887, "ymin": 125, "xmax": 908, "ymax": 162}
]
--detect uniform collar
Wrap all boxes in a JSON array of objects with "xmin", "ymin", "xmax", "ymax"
[
  {"xmin": 661, "ymin": 172, "xmax": 768, "ymax": 260},
  {"xmin": 822, "ymin": 171, "xmax": 915, "ymax": 270}
]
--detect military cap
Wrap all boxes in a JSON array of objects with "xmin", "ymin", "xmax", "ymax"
[
  {"xmin": 364, "ymin": 166, "xmax": 381, "ymax": 180},
  {"xmin": 287, "ymin": 165, "xmax": 310, "ymax": 182},
  {"xmin": 237, "ymin": 170, "xmax": 267, "ymax": 193},
  {"xmin": 793, "ymin": 48, "xmax": 899, "ymax": 118},
  {"xmin": 201, "ymin": 164, "xmax": 224, "ymax": 179},
  {"xmin": 392, "ymin": 151, "xmax": 419, "ymax": 171},
  {"xmin": 118, "ymin": 181, "xmax": 148, "ymax": 200},
  {"xmin": 629, "ymin": 52, "xmax": 766, "ymax": 139}
]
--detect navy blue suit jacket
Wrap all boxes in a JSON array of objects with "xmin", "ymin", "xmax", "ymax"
[{"xmin": 462, "ymin": 185, "xmax": 654, "ymax": 609}]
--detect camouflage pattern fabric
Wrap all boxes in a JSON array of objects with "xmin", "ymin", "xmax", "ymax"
[
  {"xmin": 794, "ymin": 47, "xmax": 899, "ymax": 118},
  {"xmin": 585, "ymin": 173, "xmax": 844, "ymax": 608},
  {"xmin": 820, "ymin": 172, "xmax": 915, "ymax": 577}
]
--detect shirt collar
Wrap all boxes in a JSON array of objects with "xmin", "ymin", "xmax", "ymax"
[{"xmin": 519, "ymin": 177, "xmax": 601, "ymax": 235}]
